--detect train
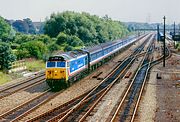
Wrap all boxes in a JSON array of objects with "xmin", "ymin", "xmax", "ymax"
[{"xmin": 45, "ymin": 35, "xmax": 143, "ymax": 90}]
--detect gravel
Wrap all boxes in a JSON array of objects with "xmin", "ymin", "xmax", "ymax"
[
  {"xmin": 0, "ymin": 82, "xmax": 48, "ymax": 114},
  {"xmin": 155, "ymin": 54, "xmax": 180, "ymax": 122}
]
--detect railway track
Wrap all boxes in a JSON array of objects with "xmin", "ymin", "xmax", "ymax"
[
  {"xmin": 47, "ymin": 34, "xmax": 153, "ymax": 122},
  {"xmin": 24, "ymin": 34, "xmax": 152, "ymax": 122},
  {"xmin": 26, "ymin": 55, "xmax": 134, "ymax": 122},
  {"xmin": 0, "ymin": 86, "xmax": 63, "ymax": 122},
  {"xmin": 109, "ymin": 40, "xmax": 171, "ymax": 122},
  {"xmin": 77, "ymin": 38, "xmax": 155, "ymax": 122},
  {"xmin": 0, "ymin": 73, "xmax": 45, "ymax": 99},
  {"xmin": 73, "ymin": 34, "xmax": 155, "ymax": 122},
  {"xmin": 26, "ymin": 59, "xmax": 132, "ymax": 122},
  {"xmin": 109, "ymin": 36, "xmax": 156, "ymax": 122}
]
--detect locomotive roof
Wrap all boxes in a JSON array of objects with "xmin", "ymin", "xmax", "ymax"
[{"xmin": 53, "ymin": 50, "xmax": 87, "ymax": 61}]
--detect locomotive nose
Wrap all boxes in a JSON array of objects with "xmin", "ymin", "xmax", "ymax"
[{"xmin": 46, "ymin": 68, "xmax": 66, "ymax": 79}]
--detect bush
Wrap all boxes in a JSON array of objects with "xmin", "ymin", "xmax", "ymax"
[
  {"xmin": 17, "ymin": 41, "xmax": 48, "ymax": 59},
  {"xmin": 70, "ymin": 36, "xmax": 84, "ymax": 47},
  {"xmin": 0, "ymin": 42, "xmax": 16, "ymax": 70},
  {"xmin": 48, "ymin": 43, "xmax": 59, "ymax": 53},
  {"xmin": 56, "ymin": 32, "xmax": 68, "ymax": 45},
  {"xmin": 64, "ymin": 45, "xmax": 74, "ymax": 51}
]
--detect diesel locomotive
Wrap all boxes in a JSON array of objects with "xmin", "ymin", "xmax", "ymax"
[{"xmin": 46, "ymin": 35, "xmax": 141, "ymax": 90}]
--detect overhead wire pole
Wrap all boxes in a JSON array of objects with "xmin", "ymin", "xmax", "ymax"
[
  {"xmin": 163, "ymin": 16, "xmax": 166, "ymax": 67},
  {"xmin": 174, "ymin": 22, "xmax": 176, "ymax": 35},
  {"xmin": 174, "ymin": 22, "xmax": 176, "ymax": 48},
  {"xmin": 157, "ymin": 24, "xmax": 159, "ymax": 41}
]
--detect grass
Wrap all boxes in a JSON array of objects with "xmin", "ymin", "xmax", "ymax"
[
  {"xmin": 0, "ymin": 59, "xmax": 45, "ymax": 85},
  {"xmin": 177, "ymin": 42, "xmax": 180, "ymax": 49},
  {"xmin": 0, "ymin": 71, "xmax": 12, "ymax": 85},
  {"xmin": 25, "ymin": 59, "xmax": 46, "ymax": 72}
]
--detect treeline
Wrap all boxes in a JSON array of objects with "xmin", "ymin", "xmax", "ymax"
[
  {"xmin": 6, "ymin": 18, "xmax": 44, "ymax": 34},
  {"xmin": 44, "ymin": 11, "xmax": 129, "ymax": 47},
  {"xmin": 11, "ymin": 18, "xmax": 36, "ymax": 34},
  {"xmin": 0, "ymin": 11, "xmax": 130, "ymax": 70},
  {"xmin": 125, "ymin": 22, "xmax": 180, "ymax": 31}
]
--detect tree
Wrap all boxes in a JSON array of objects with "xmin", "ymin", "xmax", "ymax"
[
  {"xmin": 56, "ymin": 32, "xmax": 69, "ymax": 45},
  {"xmin": 44, "ymin": 11, "xmax": 129, "ymax": 47},
  {"xmin": 44, "ymin": 13, "xmax": 66, "ymax": 37},
  {"xmin": 16, "ymin": 48, "xmax": 30, "ymax": 59},
  {"xmin": 0, "ymin": 16, "xmax": 11, "ymax": 41},
  {"xmin": 69, "ymin": 35, "xmax": 84, "ymax": 47},
  {"xmin": 12, "ymin": 20, "xmax": 29, "ymax": 33},
  {"xmin": 48, "ymin": 43, "xmax": 59, "ymax": 53},
  {"xmin": 0, "ymin": 42, "xmax": 16, "ymax": 70},
  {"xmin": 64, "ymin": 45, "xmax": 74, "ymax": 51},
  {"xmin": 12, "ymin": 18, "xmax": 36, "ymax": 34},
  {"xmin": 23, "ymin": 18, "xmax": 36, "ymax": 34},
  {"xmin": 35, "ymin": 34, "xmax": 52, "ymax": 44},
  {"xmin": 14, "ymin": 33, "xmax": 33, "ymax": 44},
  {"xmin": 14, "ymin": 33, "xmax": 52, "ymax": 45}
]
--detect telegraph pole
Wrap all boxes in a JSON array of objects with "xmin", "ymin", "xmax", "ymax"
[
  {"xmin": 174, "ymin": 22, "xmax": 176, "ymax": 48},
  {"xmin": 163, "ymin": 16, "xmax": 166, "ymax": 67},
  {"xmin": 157, "ymin": 24, "xmax": 160, "ymax": 41},
  {"xmin": 174, "ymin": 22, "xmax": 176, "ymax": 35}
]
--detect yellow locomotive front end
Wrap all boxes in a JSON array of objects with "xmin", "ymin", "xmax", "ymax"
[
  {"xmin": 45, "ymin": 56, "xmax": 69, "ymax": 91},
  {"xmin": 46, "ymin": 67, "xmax": 68, "ymax": 80}
]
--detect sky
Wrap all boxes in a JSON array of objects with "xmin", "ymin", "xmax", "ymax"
[{"xmin": 0, "ymin": 0, "xmax": 180, "ymax": 24}]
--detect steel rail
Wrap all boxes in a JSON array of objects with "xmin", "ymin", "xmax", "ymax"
[
  {"xmin": 9, "ymin": 90, "xmax": 62, "ymax": 122},
  {"xmin": 0, "ymin": 76, "xmax": 45, "ymax": 99},
  {"xmin": 130, "ymin": 46, "xmax": 171, "ymax": 122},
  {"xmin": 0, "ymin": 88, "xmax": 50, "ymax": 119},
  {"xmin": 0, "ymin": 72, "xmax": 44, "ymax": 93},
  {"xmin": 130, "ymin": 60, "xmax": 151, "ymax": 122},
  {"xmin": 110, "ymin": 35, "xmax": 154, "ymax": 122}
]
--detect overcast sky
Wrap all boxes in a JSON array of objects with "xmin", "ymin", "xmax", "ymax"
[{"xmin": 0, "ymin": 0, "xmax": 180, "ymax": 23}]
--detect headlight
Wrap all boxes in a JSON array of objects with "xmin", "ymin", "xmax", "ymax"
[{"xmin": 55, "ymin": 70, "xmax": 57, "ymax": 73}]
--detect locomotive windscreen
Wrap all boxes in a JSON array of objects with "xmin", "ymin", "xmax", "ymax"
[
  {"xmin": 57, "ymin": 62, "xmax": 66, "ymax": 67},
  {"xmin": 47, "ymin": 62, "xmax": 56, "ymax": 67}
]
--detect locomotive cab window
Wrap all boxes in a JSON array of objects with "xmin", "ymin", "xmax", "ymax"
[
  {"xmin": 57, "ymin": 62, "xmax": 66, "ymax": 67},
  {"xmin": 47, "ymin": 62, "xmax": 56, "ymax": 67}
]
